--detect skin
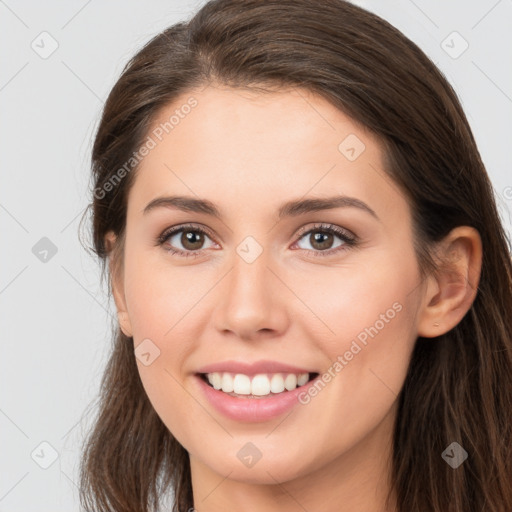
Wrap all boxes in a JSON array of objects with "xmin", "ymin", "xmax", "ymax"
[{"xmin": 106, "ymin": 84, "xmax": 482, "ymax": 512}]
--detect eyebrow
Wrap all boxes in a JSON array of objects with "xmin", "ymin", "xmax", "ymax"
[{"xmin": 142, "ymin": 195, "xmax": 379, "ymax": 220}]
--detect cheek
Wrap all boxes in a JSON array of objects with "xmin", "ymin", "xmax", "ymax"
[
  {"xmin": 136, "ymin": 361, "xmax": 197, "ymax": 451},
  {"xmin": 123, "ymin": 246, "xmax": 210, "ymax": 338},
  {"xmin": 122, "ymin": 250, "xmax": 213, "ymax": 442},
  {"xmin": 287, "ymin": 247, "xmax": 420, "ymax": 412},
  {"xmin": 283, "ymin": 279, "xmax": 417, "ymax": 470},
  {"xmin": 287, "ymin": 247, "xmax": 419, "ymax": 350}
]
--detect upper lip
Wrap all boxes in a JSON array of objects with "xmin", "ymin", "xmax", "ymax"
[{"xmin": 196, "ymin": 359, "xmax": 316, "ymax": 376}]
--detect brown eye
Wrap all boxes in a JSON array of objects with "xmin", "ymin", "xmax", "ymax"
[
  {"xmin": 158, "ymin": 224, "xmax": 216, "ymax": 257},
  {"xmin": 308, "ymin": 231, "xmax": 335, "ymax": 251},
  {"xmin": 293, "ymin": 223, "xmax": 357, "ymax": 257},
  {"xmin": 180, "ymin": 230, "xmax": 205, "ymax": 250}
]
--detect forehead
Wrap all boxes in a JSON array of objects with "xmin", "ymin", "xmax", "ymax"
[
  {"xmin": 148, "ymin": 84, "xmax": 374, "ymax": 158},
  {"xmin": 127, "ymin": 85, "xmax": 406, "ymax": 223}
]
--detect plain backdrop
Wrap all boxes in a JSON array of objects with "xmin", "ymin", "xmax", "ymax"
[{"xmin": 1, "ymin": 0, "xmax": 511, "ymax": 510}]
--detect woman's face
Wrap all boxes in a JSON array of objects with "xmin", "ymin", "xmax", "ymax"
[{"xmin": 111, "ymin": 85, "xmax": 427, "ymax": 486}]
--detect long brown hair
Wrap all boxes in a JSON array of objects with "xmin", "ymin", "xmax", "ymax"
[{"xmin": 79, "ymin": 1, "xmax": 512, "ymax": 510}]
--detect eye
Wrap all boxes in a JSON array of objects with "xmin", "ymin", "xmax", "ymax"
[
  {"xmin": 157, "ymin": 222, "xmax": 357, "ymax": 259},
  {"xmin": 292, "ymin": 223, "xmax": 357, "ymax": 257},
  {"xmin": 157, "ymin": 223, "xmax": 217, "ymax": 258}
]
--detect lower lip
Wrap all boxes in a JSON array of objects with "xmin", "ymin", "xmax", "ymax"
[{"xmin": 195, "ymin": 374, "xmax": 319, "ymax": 422}]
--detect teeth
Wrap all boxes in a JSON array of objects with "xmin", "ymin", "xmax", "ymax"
[
  {"xmin": 297, "ymin": 373, "xmax": 309, "ymax": 386},
  {"xmin": 206, "ymin": 372, "xmax": 310, "ymax": 396},
  {"xmin": 221, "ymin": 372, "xmax": 234, "ymax": 392},
  {"xmin": 251, "ymin": 374, "xmax": 271, "ymax": 396},
  {"xmin": 270, "ymin": 373, "xmax": 285, "ymax": 393},
  {"xmin": 210, "ymin": 372, "xmax": 222, "ymax": 390},
  {"xmin": 233, "ymin": 374, "xmax": 251, "ymax": 394}
]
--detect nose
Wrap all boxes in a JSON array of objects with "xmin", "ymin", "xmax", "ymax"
[{"xmin": 212, "ymin": 249, "xmax": 290, "ymax": 341}]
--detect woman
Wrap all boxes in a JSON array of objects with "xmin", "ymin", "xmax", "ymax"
[{"xmin": 79, "ymin": 0, "xmax": 512, "ymax": 511}]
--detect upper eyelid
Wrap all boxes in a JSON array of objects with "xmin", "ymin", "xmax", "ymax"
[
  {"xmin": 295, "ymin": 223, "xmax": 355, "ymax": 239},
  {"xmin": 159, "ymin": 222, "xmax": 217, "ymax": 242}
]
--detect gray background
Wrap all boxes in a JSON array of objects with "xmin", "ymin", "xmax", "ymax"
[{"xmin": 1, "ymin": 0, "xmax": 511, "ymax": 510}]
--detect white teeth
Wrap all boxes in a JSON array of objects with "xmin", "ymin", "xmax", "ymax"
[
  {"xmin": 221, "ymin": 372, "xmax": 234, "ymax": 392},
  {"xmin": 284, "ymin": 374, "xmax": 297, "ymax": 390},
  {"xmin": 270, "ymin": 373, "xmax": 285, "ymax": 393},
  {"xmin": 233, "ymin": 374, "xmax": 251, "ymax": 394},
  {"xmin": 207, "ymin": 372, "xmax": 222, "ymax": 390},
  {"xmin": 251, "ymin": 374, "xmax": 271, "ymax": 396},
  {"xmin": 205, "ymin": 372, "xmax": 311, "ymax": 396}
]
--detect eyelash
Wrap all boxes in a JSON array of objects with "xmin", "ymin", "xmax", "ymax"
[{"xmin": 156, "ymin": 222, "xmax": 358, "ymax": 259}]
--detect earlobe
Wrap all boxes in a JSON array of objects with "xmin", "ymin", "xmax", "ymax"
[
  {"xmin": 117, "ymin": 311, "xmax": 133, "ymax": 338},
  {"xmin": 417, "ymin": 226, "xmax": 482, "ymax": 338},
  {"xmin": 105, "ymin": 230, "xmax": 133, "ymax": 338},
  {"xmin": 113, "ymin": 282, "xmax": 133, "ymax": 338}
]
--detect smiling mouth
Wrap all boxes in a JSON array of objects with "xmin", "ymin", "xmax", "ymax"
[{"xmin": 198, "ymin": 371, "xmax": 320, "ymax": 398}]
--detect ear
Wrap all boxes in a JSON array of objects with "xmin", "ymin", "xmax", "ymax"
[
  {"xmin": 417, "ymin": 226, "xmax": 482, "ymax": 338},
  {"xmin": 105, "ymin": 230, "xmax": 133, "ymax": 337}
]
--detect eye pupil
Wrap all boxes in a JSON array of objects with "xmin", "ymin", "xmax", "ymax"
[
  {"xmin": 182, "ymin": 230, "xmax": 204, "ymax": 250},
  {"xmin": 311, "ymin": 231, "xmax": 333, "ymax": 250}
]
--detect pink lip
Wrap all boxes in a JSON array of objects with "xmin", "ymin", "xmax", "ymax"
[
  {"xmin": 196, "ymin": 359, "xmax": 314, "ymax": 376},
  {"xmin": 195, "ymin": 373, "xmax": 321, "ymax": 423}
]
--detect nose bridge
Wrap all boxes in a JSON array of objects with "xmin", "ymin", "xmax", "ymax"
[
  {"xmin": 228, "ymin": 227, "xmax": 271, "ymax": 295},
  {"xmin": 228, "ymin": 246, "xmax": 272, "ymax": 318},
  {"xmin": 213, "ymin": 241, "xmax": 288, "ymax": 339}
]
